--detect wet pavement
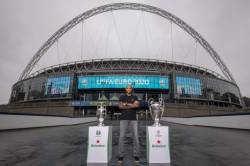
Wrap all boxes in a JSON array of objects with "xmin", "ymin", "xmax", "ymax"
[{"xmin": 0, "ymin": 120, "xmax": 250, "ymax": 166}]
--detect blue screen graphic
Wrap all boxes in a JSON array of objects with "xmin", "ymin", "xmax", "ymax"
[
  {"xmin": 78, "ymin": 75, "xmax": 169, "ymax": 89},
  {"xmin": 176, "ymin": 76, "xmax": 202, "ymax": 95},
  {"xmin": 45, "ymin": 76, "xmax": 71, "ymax": 95}
]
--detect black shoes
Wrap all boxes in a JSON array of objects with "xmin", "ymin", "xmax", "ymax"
[
  {"xmin": 118, "ymin": 157, "xmax": 123, "ymax": 163},
  {"xmin": 134, "ymin": 156, "xmax": 140, "ymax": 163},
  {"xmin": 117, "ymin": 156, "xmax": 140, "ymax": 163}
]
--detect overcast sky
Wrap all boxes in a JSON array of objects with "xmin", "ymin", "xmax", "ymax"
[{"xmin": 0, "ymin": 0, "xmax": 250, "ymax": 104}]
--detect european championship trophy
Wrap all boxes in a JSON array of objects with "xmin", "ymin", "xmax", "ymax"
[
  {"xmin": 147, "ymin": 98, "xmax": 171, "ymax": 165},
  {"xmin": 96, "ymin": 102, "xmax": 106, "ymax": 126},
  {"xmin": 87, "ymin": 102, "xmax": 112, "ymax": 165}
]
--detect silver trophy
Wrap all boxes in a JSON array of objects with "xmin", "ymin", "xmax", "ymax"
[
  {"xmin": 96, "ymin": 102, "xmax": 106, "ymax": 126},
  {"xmin": 149, "ymin": 98, "xmax": 165, "ymax": 127}
]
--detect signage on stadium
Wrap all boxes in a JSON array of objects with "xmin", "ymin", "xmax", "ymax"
[
  {"xmin": 78, "ymin": 75, "xmax": 169, "ymax": 89},
  {"xmin": 176, "ymin": 76, "xmax": 202, "ymax": 95},
  {"xmin": 45, "ymin": 76, "xmax": 71, "ymax": 95}
]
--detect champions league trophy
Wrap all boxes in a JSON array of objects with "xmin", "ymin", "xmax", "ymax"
[
  {"xmin": 87, "ymin": 102, "xmax": 112, "ymax": 165},
  {"xmin": 147, "ymin": 98, "xmax": 171, "ymax": 165},
  {"xmin": 149, "ymin": 98, "xmax": 164, "ymax": 127}
]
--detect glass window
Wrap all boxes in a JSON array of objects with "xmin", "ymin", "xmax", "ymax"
[
  {"xmin": 45, "ymin": 76, "xmax": 71, "ymax": 97},
  {"xmin": 176, "ymin": 76, "xmax": 202, "ymax": 96},
  {"xmin": 29, "ymin": 76, "xmax": 47, "ymax": 100},
  {"xmin": 200, "ymin": 76, "xmax": 241, "ymax": 104}
]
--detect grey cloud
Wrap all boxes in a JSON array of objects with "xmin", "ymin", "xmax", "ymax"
[{"xmin": 0, "ymin": 0, "xmax": 250, "ymax": 104}]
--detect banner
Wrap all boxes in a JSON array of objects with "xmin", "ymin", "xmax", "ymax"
[
  {"xmin": 78, "ymin": 75, "xmax": 169, "ymax": 90},
  {"xmin": 45, "ymin": 76, "xmax": 71, "ymax": 95},
  {"xmin": 176, "ymin": 76, "xmax": 201, "ymax": 95}
]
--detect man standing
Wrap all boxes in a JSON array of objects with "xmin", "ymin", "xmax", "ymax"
[{"xmin": 118, "ymin": 84, "xmax": 140, "ymax": 163}]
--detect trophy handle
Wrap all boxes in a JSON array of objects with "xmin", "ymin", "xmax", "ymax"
[
  {"xmin": 147, "ymin": 98, "xmax": 154, "ymax": 121},
  {"xmin": 103, "ymin": 105, "xmax": 107, "ymax": 117},
  {"xmin": 149, "ymin": 105, "xmax": 153, "ymax": 121},
  {"xmin": 147, "ymin": 98, "xmax": 154, "ymax": 106},
  {"xmin": 159, "ymin": 98, "xmax": 165, "ymax": 119}
]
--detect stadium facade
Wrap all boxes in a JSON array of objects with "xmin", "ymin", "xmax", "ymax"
[{"xmin": 9, "ymin": 58, "xmax": 242, "ymax": 117}]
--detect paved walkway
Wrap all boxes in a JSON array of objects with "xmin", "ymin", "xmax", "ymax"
[
  {"xmin": 0, "ymin": 120, "xmax": 250, "ymax": 166},
  {"xmin": 0, "ymin": 114, "xmax": 96, "ymax": 130}
]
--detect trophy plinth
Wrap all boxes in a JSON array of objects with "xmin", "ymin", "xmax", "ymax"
[
  {"xmin": 147, "ymin": 98, "xmax": 171, "ymax": 164},
  {"xmin": 87, "ymin": 102, "xmax": 112, "ymax": 164}
]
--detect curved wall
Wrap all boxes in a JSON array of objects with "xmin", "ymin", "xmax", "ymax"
[{"xmin": 9, "ymin": 71, "xmax": 241, "ymax": 107}]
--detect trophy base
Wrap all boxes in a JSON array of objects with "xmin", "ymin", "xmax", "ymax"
[
  {"xmin": 146, "ymin": 126, "xmax": 171, "ymax": 164},
  {"xmin": 87, "ymin": 126, "xmax": 112, "ymax": 165}
]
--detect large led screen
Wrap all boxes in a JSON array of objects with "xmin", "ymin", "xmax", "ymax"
[
  {"xmin": 176, "ymin": 76, "xmax": 202, "ymax": 95},
  {"xmin": 78, "ymin": 75, "xmax": 169, "ymax": 90},
  {"xmin": 45, "ymin": 76, "xmax": 71, "ymax": 95}
]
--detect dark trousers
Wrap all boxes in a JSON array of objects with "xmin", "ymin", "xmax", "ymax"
[{"xmin": 118, "ymin": 120, "xmax": 140, "ymax": 157}]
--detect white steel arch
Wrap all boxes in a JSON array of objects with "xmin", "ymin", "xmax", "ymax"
[{"xmin": 19, "ymin": 3, "xmax": 236, "ymax": 84}]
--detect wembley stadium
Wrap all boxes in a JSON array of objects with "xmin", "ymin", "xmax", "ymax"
[
  {"xmin": 6, "ymin": 3, "xmax": 244, "ymax": 117},
  {"xmin": 9, "ymin": 58, "xmax": 242, "ymax": 117}
]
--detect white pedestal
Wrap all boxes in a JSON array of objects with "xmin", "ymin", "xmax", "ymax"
[
  {"xmin": 87, "ymin": 126, "xmax": 112, "ymax": 165},
  {"xmin": 147, "ymin": 126, "xmax": 171, "ymax": 164}
]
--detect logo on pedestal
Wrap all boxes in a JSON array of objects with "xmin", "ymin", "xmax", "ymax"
[
  {"xmin": 156, "ymin": 130, "xmax": 162, "ymax": 137},
  {"xmin": 90, "ymin": 130, "xmax": 105, "ymax": 147},
  {"xmin": 96, "ymin": 130, "xmax": 101, "ymax": 135},
  {"xmin": 152, "ymin": 138, "xmax": 166, "ymax": 148},
  {"xmin": 96, "ymin": 130, "xmax": 101, "ymax": 137}
]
